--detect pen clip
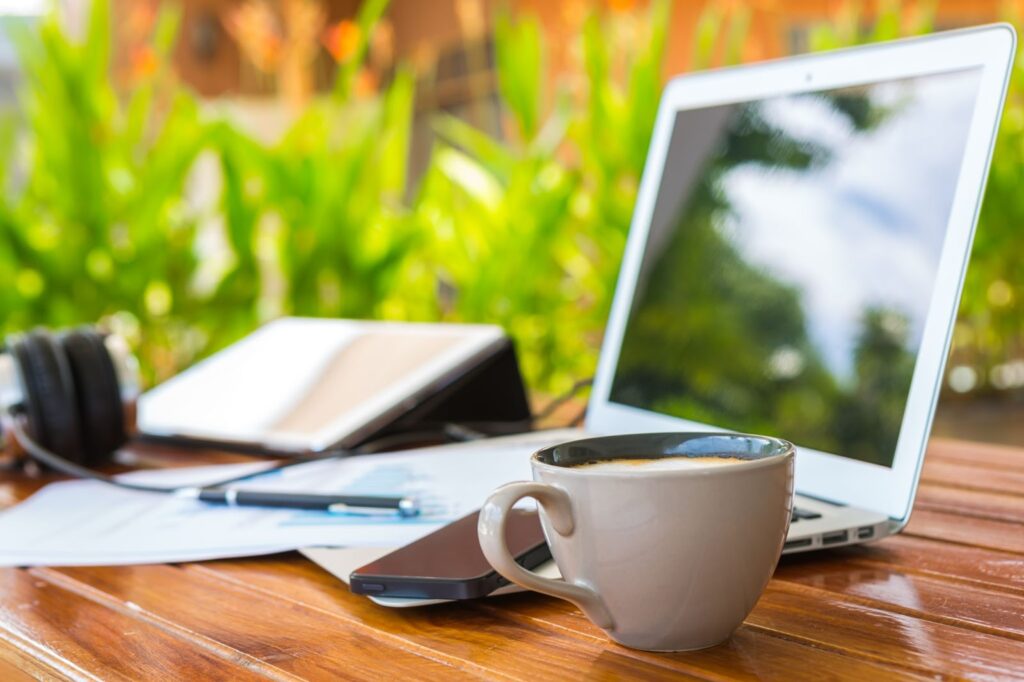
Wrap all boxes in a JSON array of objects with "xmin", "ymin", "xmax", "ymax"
[{"xmin": 328, "ymin": 498, "xmax": 420, "ymax": 518}]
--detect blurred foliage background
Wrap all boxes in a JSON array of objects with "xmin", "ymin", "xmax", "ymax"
[{"xmin": 0, "ymin": 0, "xmax": 1021, "ymax": 444}]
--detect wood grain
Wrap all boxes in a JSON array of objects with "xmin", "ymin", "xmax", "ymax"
[
  {"xmin": 0, "ymin": 565, "xmax": 272, "ymax": 681},
  {"xmin": 925, "ymin": 438, "xmax": 1024, "ymax": 471},
  {"xmin": 832, "ymin": 534, "xmax": 1024, "ymax": 595},
  {"xmin": 197, "ymin": 555, "xmax": 928, "ymax": 681},
  {"xmin": 913, "ymin": 484, "xmax": 1024, "ymax": 524},
  {"xmin": 39, "ymin": 565, "xmax": 478, "ymax": 681},
  {"xmin": 774, "ymin": 558, "xmax": 1024, "ymax": 638},
  {"xmin": 921, "ymin": 459, "xmax": 1024, "ymax": 496},
  {"xmin": 0, "ymin": 436, "xmax": 1022, "ymax": 680}
]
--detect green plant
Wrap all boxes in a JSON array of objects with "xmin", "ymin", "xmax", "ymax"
[
  {"xmin": 0, "ymin": 1, "xmax": 212, "ymax": 382},
  {"xmin": 953, "ymin": 8, "xmax": 1024, "ymax": 396},
  {"xmin": 405, "ymin": 1, "xmax": 674, "ymax": 392},
  {"xmin": 5, "ymin": 0, "xmax": 1024, "ymax": 407},
  {"xmin": 210, "ymin": 68, "xmax": 417, "ymax": 322},
  {"xmin": 0, "ymin": 0, "xmax": 418, "ymax": 386}
]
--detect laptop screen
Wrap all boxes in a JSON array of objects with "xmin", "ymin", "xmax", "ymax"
[{"xmin": 608, "ymin": 67, "xmax": 982, "ymax": 468}]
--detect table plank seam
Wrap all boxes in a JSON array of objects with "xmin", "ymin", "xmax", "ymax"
[
  {"xmin": 29, "ymin": 567, "xmax": 299, "ymax": 682},
  {"xmin": 0, "ymin": 639, "xmax": 81, "ymax": 682},
  {"xmin": 740, "ymin": 624, "xmax": 940, "ymax": 681},
  {"xmin": 913, "ymin": 501, "xmax": 1024, "ymax": 525},
  {"xmin": 913, "ymin": 499, "xmax": 1024, "ymax": 524},
  {"xmin": 0, "ymin": 616, "xmax": 102, "ymax": 682},
  {"xmin": 902, "ymin": 526, "xmax": 1024, "ymax": 556},
  {"xmin": 185, "ymin": 563, "xmax": 517, "ymax": 682},
  {"xmin": 919, "ymin": 478, "xmax": 1024, "ymax": 500},
  {"xmin": 925, "ymin": 451, "xmax": 1024, "ymax": 473},
  {"xmin": 839, "ymin": 556, "xmax": 1024, "ymax": 598},
  {"xmin": 925, "ymin": 459, "xmax": 1024, "ymax": 474},
  {"xmin": 771, "ymin": 578, "xmax": 1024, "ymax": 643}
]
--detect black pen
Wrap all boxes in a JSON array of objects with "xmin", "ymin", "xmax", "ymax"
[{"xmin": 176, "ymin": 488, "xmax": 420, "ymax": 517}]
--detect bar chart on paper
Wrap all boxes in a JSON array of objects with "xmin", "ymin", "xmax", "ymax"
[{"xmin": 278, "ymin": 464, "xmax": 453, "ymax": 527}]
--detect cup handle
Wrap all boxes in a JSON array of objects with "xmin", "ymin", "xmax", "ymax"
[{"xmin": 478, "ymin": 482, "xmax": 613, "ymax": 629}]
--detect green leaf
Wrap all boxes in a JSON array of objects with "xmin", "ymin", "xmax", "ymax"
[
  {"xmin": 433, "ymin": 113, "xmax": 516, "ymax": 182},
  {"xmin": 495, "ymin": 10, "xmax": 544, "ymax": 141}
]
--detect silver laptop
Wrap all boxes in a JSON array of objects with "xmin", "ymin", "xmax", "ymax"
[{"xmin": 547, "ymin": 25, "xmax": 1015, "ymax": 553}]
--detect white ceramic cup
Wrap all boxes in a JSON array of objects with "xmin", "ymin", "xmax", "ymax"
[{"xmin": 478, "ymin": 432, "xmax": 794, "ymax": 651}]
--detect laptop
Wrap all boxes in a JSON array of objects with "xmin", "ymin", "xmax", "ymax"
[{"xmin": 534, "ymin": 25, "xmax": 1016, "ymax": 554}]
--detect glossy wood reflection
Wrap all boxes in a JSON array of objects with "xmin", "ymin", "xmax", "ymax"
[{"xmin": 0, "ymin": 436, "xmax": 1022, "ymax": 680}]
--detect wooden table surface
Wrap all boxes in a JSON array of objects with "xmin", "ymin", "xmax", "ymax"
[{"xmin": 1, "ymin": 436, "xmax": 1022, "ymax": 681}]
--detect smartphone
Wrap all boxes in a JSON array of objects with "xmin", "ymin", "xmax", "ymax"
[{"xmin": 349, "ymin": 509, "xmax": 550, "ymax": 600}]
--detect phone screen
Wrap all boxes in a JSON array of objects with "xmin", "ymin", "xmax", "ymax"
[{"xmin": 350, "ymin": 509, "xmax": 549, "ymax": 600}]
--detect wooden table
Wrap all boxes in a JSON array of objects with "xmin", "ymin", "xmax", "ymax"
[{"xmin": 1, "ymin": 437, "xmax": 1022, "ymax": 680}]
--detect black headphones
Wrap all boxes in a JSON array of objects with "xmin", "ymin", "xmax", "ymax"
[{"xmin": 3, "ymin": 327, "xmax": 130, "ymax": 469}]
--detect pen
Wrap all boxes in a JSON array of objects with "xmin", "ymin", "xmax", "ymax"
[{"xmin": 176, "ymin": 488, "xmax": 420, "ymax": 517}]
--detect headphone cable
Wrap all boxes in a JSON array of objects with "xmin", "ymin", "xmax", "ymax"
[
  {"xmin": 9, "ymin": 418, "xmax": 204, "ymax": 494},
  {"xmin": 5, "ymin": 410, "xmax": 352, "ymax": 494}
]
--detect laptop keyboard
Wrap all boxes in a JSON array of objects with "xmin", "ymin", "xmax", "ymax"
[{"xmin": 791, "ymin": 507, "xmax": 822, "ymax": 522}]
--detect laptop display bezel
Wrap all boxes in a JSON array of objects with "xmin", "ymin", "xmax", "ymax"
[{"xmin": 585, "ymin": 25, "xmax": 1016, "ymax": 522}]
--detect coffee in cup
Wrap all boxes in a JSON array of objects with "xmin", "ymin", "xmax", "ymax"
[{"xmin": 569, "ymin": 455, "xmax": 744, "ymax": 471}]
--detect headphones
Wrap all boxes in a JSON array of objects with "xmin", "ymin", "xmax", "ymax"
[{"xmin": 1, "ymin": 327, "xmax": 136, "ymax": 471}]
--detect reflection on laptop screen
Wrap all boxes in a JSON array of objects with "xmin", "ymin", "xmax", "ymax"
[{"xmin": 609, "ymin": 68, "xmax": 982, "ymax": 467}]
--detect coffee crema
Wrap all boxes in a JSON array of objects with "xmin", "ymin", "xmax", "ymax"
[{"xmin": 570, "ymin": 456, "xmax": 744, "ymax": 471}]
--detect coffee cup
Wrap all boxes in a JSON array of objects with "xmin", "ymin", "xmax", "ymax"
[{"xmin": 477, "ymin": 432, "xmax": 794, "ymax": 651}]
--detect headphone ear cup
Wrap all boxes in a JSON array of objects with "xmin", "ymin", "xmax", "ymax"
[
  {"xmin": 61, "ymin": 329, "xmax": 127, "ymax": 466},
  {"xmin": 10, "ymin": 330, "xmax": 86, "ymax": 464}
]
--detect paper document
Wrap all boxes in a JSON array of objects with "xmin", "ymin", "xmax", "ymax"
[{"xmin": 0, "ymin": 430, "xmax": 576, "ymax": 567}]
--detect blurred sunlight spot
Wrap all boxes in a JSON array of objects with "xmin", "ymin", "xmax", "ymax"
[
  {"xmin": 948, "ymin": 365, "xmax": 978, "ymax": 394},
  {"xmin": 191, "ymin": 215, "xmax": 235, "ymax": 298},
  {"xmin": 317, "ymin": 270, "xmax": 341, "ymax": 310},
  {"xmin": 455, "ymin": 0, "xmax": 486, "ymax": 40},
  {"xmin": 255, "ymin": 212, "xmax": 284, "ymax": 322},
  {"xmin": 110, "ymin": 223, "xmax": 134, "ymax": 260},
  {"xmin": 186, "ymin": 151, "xmax": 223, "ymax": 209},
  {"xmin": 106, "ymin": 312, "xmax": 141, "ymax": 349},
  {"xmin": 879, "ymin": 310, "xmax": 909, "ymax": 341},
  {"xmin": 107, "ymin": 166, "xmax": 134, "ymax": 195},
  {"xmin": 1006, "ymin": 106, "xmax": 1024, "ymax": 133},
  {"xmin": 570, "ymin": 189, "xmax": 593, "ymax": 220},
  {"xmin": 952, "ymin": 321, "xmax": 974, "ymax": 347},
  {"xmin": 144, "ymin": 281, "xmax": 172, "ymax": 317},
  {"xmin": 436, "ymin": 148, "xmax": 502, "ymax": 210},
  {"xmin": 987, "ymin": 279, "xmax": 1014, "ymax": 308},
  {"xmin": 26, "ymin": 223, "xmax": 58, "ymax": 251},
  {"xmin": 990, "ymin": 360, "xmax": 1024, "ymax": 390},
  {"xmin": 86, "ymin": 249, "xmax": 113, "ymax": 281},
  {"xmin": 536, "ymin": 163, "xmax": 564, "ymax": 191},
  {"xmin": 768, "ymin": 346, "xmax": 805, "ymax": 380},
  {"xmin": 15, "ymin": 269, "xmax": 43, "ymax": 298}
]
